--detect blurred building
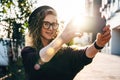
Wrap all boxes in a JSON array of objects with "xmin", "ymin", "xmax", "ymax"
[
  {"xmin": 85, "ymin": 0, "xmax": 120, "ymax": 55},
  {"xmin": 103, "ymin": 0, "xmax": 120, "ymax": 55}
]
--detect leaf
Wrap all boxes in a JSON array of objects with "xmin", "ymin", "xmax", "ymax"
[{"xmin": 3, "ymin": 7, "xmax": 7, "ymax": 13}]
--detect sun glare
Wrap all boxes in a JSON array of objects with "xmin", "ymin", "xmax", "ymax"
[
  {"xmin": 35, "ymin": 0, "xmax": 87, "ymax": 33},
  {"xmin": 35, "ymin": 0, "xmax": 86, "ymax": 23},
  {"xmin": 56, "ymin": 0, "xmax": 86, "ymax": 23},
  {"xmin": 71, "ymin": 14, "xmax": 96, "ymax": 33},
  {"xmin": 72, "ymin": 15, "xmax": 86, "ymax": 30}
]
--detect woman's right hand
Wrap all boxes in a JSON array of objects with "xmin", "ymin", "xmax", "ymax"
[{"xmin": 60, "ymin": 19, "xmax": 83, "ymax": 43}]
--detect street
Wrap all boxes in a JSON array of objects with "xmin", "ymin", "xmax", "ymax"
[{"xmin": 74, "ymin": 53, "xmax": 120, "ymax": 80}]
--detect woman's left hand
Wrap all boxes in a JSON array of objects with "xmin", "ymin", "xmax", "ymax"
[{"xmin": 96, "ymin": 25, "xmax": 111, "ymax": 47}]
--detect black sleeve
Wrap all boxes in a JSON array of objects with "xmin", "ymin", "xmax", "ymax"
[
  {"xmin": 64, "ymin": 47, "xmax": 93, "ymax": 73},
  {"xmin": 21, "ymin": 47, "xmax": 39, "ymax": 76},
  {"xmin": 74, "ymin": 47, "xmax": 93, "ymax": 65}
]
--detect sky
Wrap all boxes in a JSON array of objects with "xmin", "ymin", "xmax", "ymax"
[{"xmin": 34, "ymin": 0, "xmax": 86, "ymax": 22}]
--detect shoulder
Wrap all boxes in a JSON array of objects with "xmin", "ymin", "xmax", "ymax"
[
  {"xmin": 60, "ymin": 45, "xmax": 87, "ymax": 57},
  {"xmin": 21, "ymin": 46, "xmax": 36, "ymax": 53},
  {"xmin": 21, "ymin": 46, "xmax": 36, "ymax": 57}
]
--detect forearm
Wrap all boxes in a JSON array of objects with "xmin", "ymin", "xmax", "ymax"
[
  {"xmin": 86, "ymin": 26, "xmax": 111, "ymax": 58},
  {"xmin": 39, "ymin": 34, "xmax": 64, "ymax": 62}
]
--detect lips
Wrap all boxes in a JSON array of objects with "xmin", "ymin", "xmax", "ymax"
[{"xmin": 46, "ymin": 31, "xmax": 53, "ymax": 36}]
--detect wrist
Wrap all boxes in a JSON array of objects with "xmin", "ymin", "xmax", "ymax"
[
  {"xmin": 59, "ymin": 34, "xmax": 67, "ymax": 43},
  {"xmin": 94, "ymin": 41, "xmax": 104, "ymax": 50}
]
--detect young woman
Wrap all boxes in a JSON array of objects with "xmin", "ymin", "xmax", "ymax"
[{"xmin": 21, "ymin": 5, "xmax": 111, "ymax": 80}]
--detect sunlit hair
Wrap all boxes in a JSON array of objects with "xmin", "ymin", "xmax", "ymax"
[{"xmin": 27, "ymin": 5, "xmax": 58, "ymax": 50}]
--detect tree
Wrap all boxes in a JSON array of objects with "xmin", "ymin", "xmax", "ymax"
[
  {"xmin": 0, "ymin": 0, "xmax": 36, "ymax": 38},
  {"xmin": 0, "ymin": 0, "xmax": 36, "ymax": 60},
  {"xmin": 0, "ymin": 0, "xmax": 37, "ymax": 57},
  {"xmin": 0, "ymin": 0, "xmax": 37, "ymax": 79}
]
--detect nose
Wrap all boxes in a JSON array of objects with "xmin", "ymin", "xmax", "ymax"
[{"xmin": 49, "ymin": 25, "xmax": 53, "ymax": 30}]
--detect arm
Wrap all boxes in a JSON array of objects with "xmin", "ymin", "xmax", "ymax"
[
  {"xmin": 39, "ymin": 34, "xmax": 64, "ymax": 63},
  {"xmin": 86, "ymin": 25, "xmax": 111, "ymax": 58},
  {"xmin": 39, "ymin": 19, "xmax": 83, "ymax": 63}
]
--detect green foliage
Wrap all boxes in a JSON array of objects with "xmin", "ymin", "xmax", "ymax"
[
  {"xmin": 18, "ymin": 0, "xmax": 32, "ymax": 19},
  {"xmin": 6, "ymin": 58, "xmax": 25, "ymax": 80},
  {"xmin": 2, "ymin": 7, "xmax": 7, "ymax": 13},
  {"xmin": 0, "ymin": 0, "xmax": 36, "ymax": 38},
  {"xmin": 0, "ymin": 1, "xmax": 36, "ymax": 79}
]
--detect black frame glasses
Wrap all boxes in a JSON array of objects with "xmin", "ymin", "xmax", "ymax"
[{"xmin": 43, "ymin": 21, "xmax": 59, "ymax": 30}]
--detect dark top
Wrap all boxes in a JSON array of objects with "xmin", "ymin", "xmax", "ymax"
[{"xmin": 21, "ymin": 46, "xmax": 93, "ymax": 80}]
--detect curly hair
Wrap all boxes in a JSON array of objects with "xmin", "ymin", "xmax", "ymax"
[{"xmin": 26, "ymin": 5, "xmax": 57, "ymax": 50}]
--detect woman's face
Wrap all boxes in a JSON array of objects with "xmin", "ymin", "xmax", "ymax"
[{"xmin": 41, "ymin": 14, "xmax": 58, "ymax": 42}]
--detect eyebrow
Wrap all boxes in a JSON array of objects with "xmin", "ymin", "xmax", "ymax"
[{"xmin": 43, "ymin": 21, "xmax": 58, "ymax": 24}]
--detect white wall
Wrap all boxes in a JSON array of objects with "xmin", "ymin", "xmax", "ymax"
[{"xmin": 111, "ymin": 29, "xmax": 120, "ymax": 55}]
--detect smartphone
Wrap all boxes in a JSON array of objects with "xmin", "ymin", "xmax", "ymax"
[
  {"xmin": 93, "ymin": 16, "xmax": 106, "ymax": 33},
  {"xmin": 71, "ymin": 15, "xmax": 106, "ymax": 33},
  {"xmin": 83, "ymin": 16, "xmax": 106, "ymax": 33}
]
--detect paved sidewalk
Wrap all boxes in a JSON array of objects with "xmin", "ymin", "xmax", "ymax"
[{"xmin": 74, "ymin": 53, "xmax": 120, "ymax": 80}]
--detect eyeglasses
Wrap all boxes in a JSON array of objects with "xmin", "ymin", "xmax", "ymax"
[{"xmin": 42, "ymin": 21, "xmax": 59, "ymax": 30}]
